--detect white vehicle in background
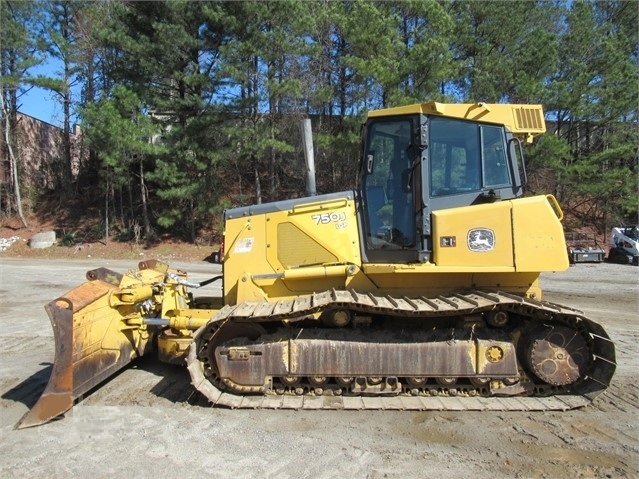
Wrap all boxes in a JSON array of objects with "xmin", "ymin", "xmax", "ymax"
[{"xmin": 608, "ymin": 226, "xmax": 639, "ymax": 265}]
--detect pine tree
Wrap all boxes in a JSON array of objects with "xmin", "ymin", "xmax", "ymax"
[
  {"xmin": 0, "ymin": 0, "xmax": 48, "ymax": 224},
  {"xmin": 531, "ymin": 0, "xmax": 638, "ymax": 229},
  {"xmin": 449, "ymin": 0, "xmax": 560, "ymax": 103}
]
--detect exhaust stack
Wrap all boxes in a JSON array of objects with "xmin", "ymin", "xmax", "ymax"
[{"xmin": 300, "ymin": 118, "xmax": 316, "ymax": 196}]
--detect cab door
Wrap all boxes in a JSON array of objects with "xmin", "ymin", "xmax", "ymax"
[{"xmin": 361, "ymin": 116, "xmax": 421, "ymax": 263}]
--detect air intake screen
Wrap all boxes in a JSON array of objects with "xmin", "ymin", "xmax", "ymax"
[{"xmin": 277, "ymin": 222, "xmax": 338, "ymax": 268}]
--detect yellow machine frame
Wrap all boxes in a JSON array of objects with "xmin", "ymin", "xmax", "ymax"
[{"xmin": 16, "ymin": 101, "xmax": 580, "ymax": 429}]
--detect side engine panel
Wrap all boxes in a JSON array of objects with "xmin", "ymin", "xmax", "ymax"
[{"xmin": 222, "ymin": 192, "xmax": 363, "ymax": 304}]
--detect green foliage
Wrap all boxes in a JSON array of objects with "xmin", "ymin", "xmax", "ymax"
[
  {"xmin": 3, "ymin": 0, "xmax": 637, "ymax": 237},
  {"xmin": 449, "ymin": 0, "xmax": 561, "ymax": 103},
  {"xmin": 82, "ymin": 85, "xmax": 162, "ymax": 182},
  {"xmin": 59, "ymin": 230, "xmax": 78, "ymax": 246},
  {"xmin": 1, "ymin": 0, "xmax": 45, "ymax": 92},
  {"xmin": 528, "ymin": 134, "xmax": 572, "ymax": 171}
]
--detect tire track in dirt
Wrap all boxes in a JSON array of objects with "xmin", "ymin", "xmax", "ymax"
[{"xmin": 596, "ymin": 384, "xmax": 638, "ymax": 412}]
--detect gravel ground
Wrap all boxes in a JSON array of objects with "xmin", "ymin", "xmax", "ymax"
[{"xmin": 0, "ymin": 258, "xmax": 637, "ymax": 478}]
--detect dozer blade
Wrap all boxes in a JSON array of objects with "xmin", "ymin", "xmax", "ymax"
[{"xmin": 16, "ymin": 267, "xmax": 159, "ymax": 429}]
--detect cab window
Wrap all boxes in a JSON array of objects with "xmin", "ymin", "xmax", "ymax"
[
  {"xmin": 482, "ymin": 126, "xmax": 510, "ymax": 186},
  {"xmin": 430, "ymin": 118, "xmax": 480, "ymax": 197},
  {"xmin": 363, "ymin": 119, "xmax": 416, "ymax": 249},
  {"xmin": 429, "ymin": 117, "xmax": 511, "ymax": 196}
]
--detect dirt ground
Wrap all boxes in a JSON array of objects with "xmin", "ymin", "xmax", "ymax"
[
  {"xmin": 0, "ymin": 256, "xmax": 637, "ymax": 479},
  {"xmin": 0, "ymin": 226, "xmax": 219, "ymax": 263}
]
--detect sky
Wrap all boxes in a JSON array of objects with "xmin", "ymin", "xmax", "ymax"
[
  {"xmin": 17, "ymin": 58, "xmax": 79, "ymax": 127},
  {"xmin": 19, "ymin": 85, "xmax": 63, "ymax": 126}
]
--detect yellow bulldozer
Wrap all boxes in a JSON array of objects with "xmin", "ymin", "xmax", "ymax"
[{"xmin": 17, "ymin": 102, "xmax": 616, "ymax": 429}]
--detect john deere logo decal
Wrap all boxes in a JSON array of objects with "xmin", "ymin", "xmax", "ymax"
[{"xmin": 468, "ymin": 228, "xmax": 495, "ymax": 252}]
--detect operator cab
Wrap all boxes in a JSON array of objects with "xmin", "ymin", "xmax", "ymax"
[{"xmin": 360, "ymin": 105, "xmax": 529, "ymax": 263}]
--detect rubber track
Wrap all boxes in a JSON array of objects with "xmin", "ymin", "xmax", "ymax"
[{"xmin": 187, "ymin": 289, "xmax": 616, "ymax": 411}]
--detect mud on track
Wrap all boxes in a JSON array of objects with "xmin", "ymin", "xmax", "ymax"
[{"xmin": 0, "ymin": 258, "xmax": 637, "ymax": 478}]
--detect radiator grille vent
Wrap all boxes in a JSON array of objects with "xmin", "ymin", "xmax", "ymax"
[{"xmin": 513, "ymin": 106, "xmax": 545, "ymax": 132}]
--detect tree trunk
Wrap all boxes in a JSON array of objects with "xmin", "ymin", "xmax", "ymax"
[
  {"xmin": 104, "ymin": 168, "xmax": 109, "ymax": 246},
  {"xmin": 139, "ymin": 158, "xmax": 152, "ymax": 243},
  {"xmin": 62, "ymin": 78, "xmax": 73, "ymax": 193},
  {"xmin": 189, "ymin": 198, "xmax": 195, "ymax": 243},
  {"xmin": 0, "ymin": 94, "xmax": 28, "ymax": 227},
  {"xmin": 254, "ymin": 162, "xmax": 262, "ymax": 204}
]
